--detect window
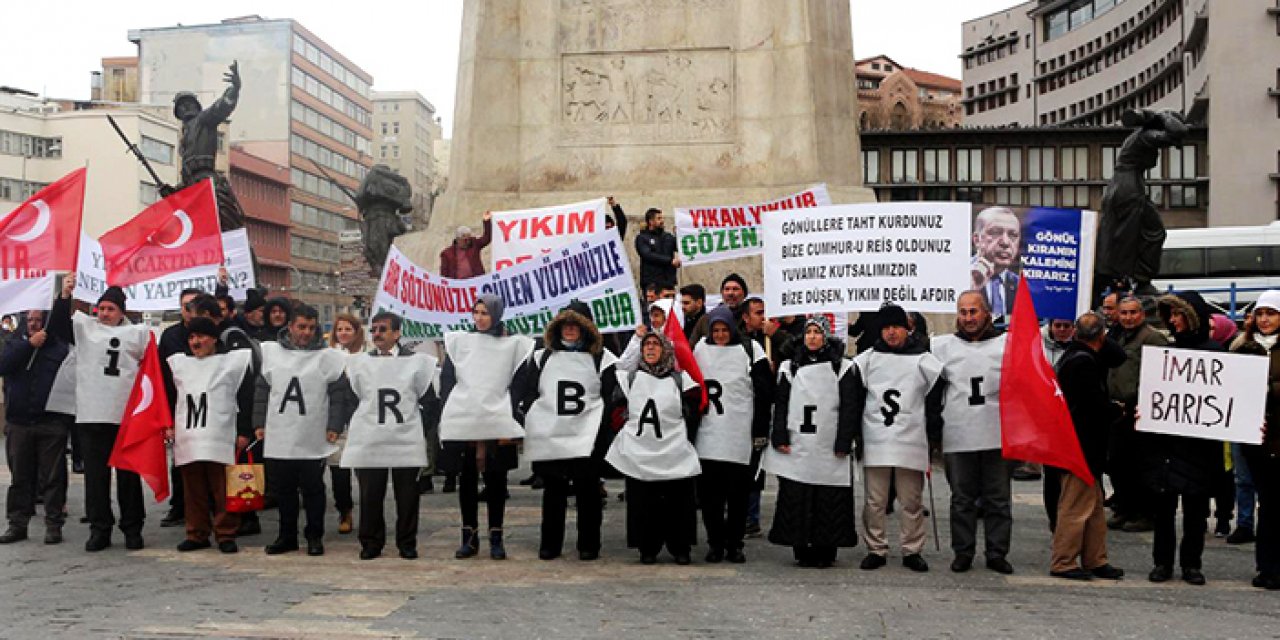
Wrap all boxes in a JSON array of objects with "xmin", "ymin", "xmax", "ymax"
[
  {"xmin": 1028, "ymin": 186, "xmax": 1055, "ymax": 206},
  {"xmin": 995, "ymin": 147, "xmax": 1022, "ymax": 182},
  {"xmin": 139, "ymin": 136, "xmax": 173, "ymax": 166},
  {"xmin": 922, "ymin": 149, "xmax": 950, "ymax": 183},
  {"xmin": 996, "ymin": 187, "xmax": 1024, "ymax": 205},
  {"xmin": 0, "ymin": 130, "xmax": 62, "ymax": 158},
  {"xmin": 891, "ymin": 149, "xmax": 918, "ymax": 184},
  {"xmin": 955, "ymin": 187, "xmax": 983, "ymax": 204},
  {"xmin": 1060, "ymin": 146, "xmax": 1088, "ymax": 180},
  {"xmin": 1028, "ymin": 147, "xmax": 1055, "ymax": 180},
  {"xmin": 1207, "ymin": 247, "xmax": 1271, "ymax": 277},
  {"xmin": 956, "ymin": 148, "xmax": 982, "ymax": 183},
  {"xmin": 1158, "ymin": 248, "xmax": 1205, "ymax": 278},
  {"xmin": 1060, "ymin": 185, "xmax": 1090, "ymax": 207},
  {"xmin": 1168, "ymin": 145, "xmax": 1198, "ymax": 207},
  {"xmin": 1101, "ymin": 145, "xmax": 1119, "ymax": 180},
  {"xmin": 861, "ymin": 149, "xmax": 880, "ymax": 184},
  {"xmin": 139, "ymin": 182, "xmax": 160, "ymax": 205}
]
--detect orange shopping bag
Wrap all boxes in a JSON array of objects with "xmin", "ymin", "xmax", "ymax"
[{"xmin": 225, "ymin": 449, "xmax": 265, "ymax": 513}]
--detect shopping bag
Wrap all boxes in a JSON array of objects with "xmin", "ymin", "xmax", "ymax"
[{"xmin": 225, "ymin": 450, "xmax": 265, "ymax": 513}]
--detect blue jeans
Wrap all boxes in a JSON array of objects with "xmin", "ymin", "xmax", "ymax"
[
  {"xmin": 746, "ymin": 490, "xmax": 761, "ymax": 526},
  {"xmin": 1233, "ymin": 443, "xmax": 1257, "ymax": 530}
]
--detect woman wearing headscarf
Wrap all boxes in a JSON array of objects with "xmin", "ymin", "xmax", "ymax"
[
  {"xmin": 692, "ymin": 305, "xmax": 773, "ymax": 563},
  {"xmin": 438, "ymin": 294, "xmax": 535, "ymax": 560},
  {"xmin": 606, "ymin": 332, "xmax": 703, "ymax": 564},
  {"xmin": 514, "ymin": 301, "xmax": 619, "ymax": 561},
  {"xmin": 762, "ymin": 316, "xmax": 859, "ymax": 568},
  {"xmin": 1232, "ymin": 290, "xmax": 1280, "ymax": 590}
]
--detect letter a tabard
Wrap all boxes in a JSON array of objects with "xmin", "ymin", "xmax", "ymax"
[
  {"xmin": 279, "ymin": 377, "xmax": 307, "ymax": 415},
  {"xmin": 636, "ymin": 399, "xmax": 663, "ymax": 439}
]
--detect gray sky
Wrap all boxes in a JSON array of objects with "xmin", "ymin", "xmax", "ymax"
[{"xmin": 2, "ymin": 0, "xmax": 1015, "ymax": 132}]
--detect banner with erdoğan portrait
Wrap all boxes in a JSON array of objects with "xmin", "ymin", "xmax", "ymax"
[
  {"xmin": 674, "ymin": 185, "xmax": 831, "ymax": 265},
  {"xmin": 72, "ymin": 229, "xmax": 256, "ymax": 312},
  {"xmin": 969, "ymin": 205, "xmax": 1097, "ymax": 322},
  {"xmin": 761, "ymin": 202, "xmax": 972, "ymax": 316},
  {"xmin": 490, "ymin": 198, "xmax": 610, "ymax": 271},
  {"xmin": 376, "ymin": 228, "xmax": 642, "ymax": 340}
]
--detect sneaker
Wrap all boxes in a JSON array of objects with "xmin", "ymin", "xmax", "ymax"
[
  {"xmin": 1181, "ymin": 568, "xmax": 1206, "ymax": 585},
  {"xmin": 903, "ymin": 554, "xmax": 929, "ymax": 572},
  {"xmin": 218, "ymin": 540, "xmax": 239, "ymax": 554},
  {"xmin": 985, "ymin": 557, "xmax": 1014, "ymax": 575},
  {"xmin": 1148, "ymin": 565, "xmax": 1173, "ymax": 583},
  {"xmin": 950, "ymin": 555, "xmax": 973, "ymax": 573},
  {"xmin": 860, "ymin": 553, "xmax": 887, "ymax": 570},
  {"xmin": 177, "ymin": 539, "xmax": 211, "ymax": 552},
  {"xmin": 1226, "ymin": 526, "xmax": 1255, "ymax": 544},
  {"xmin": 159, "ymin": 508, "xmax": 185, "ymax": 528},
  {"xmin": 1090, "ymin": 564, "xmax": 1125, "ymax": 580},
  {"xmin": 0, "ymin": 527, "xmax": 28, "ymax": 544},
  {"xmin": 1121, "ymin": 517, "xmax": 1153, "ymax": 533}
]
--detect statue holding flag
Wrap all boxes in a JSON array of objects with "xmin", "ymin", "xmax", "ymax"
[{"xmin": 171, "ymin": 61, "xmax": 246, "ymax": 232}]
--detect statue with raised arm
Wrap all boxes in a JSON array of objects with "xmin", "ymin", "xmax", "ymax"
[
  {"xmin": 172, "ymin": 61, "xmax": 246, "ymax": 231},
  {"xmin": 1095, "ymin": 108, "xmax": 1187, "ymax": 298},
  {"xmin": 355, "ymin": 164, "xmax": 413, "ymax": 274}
]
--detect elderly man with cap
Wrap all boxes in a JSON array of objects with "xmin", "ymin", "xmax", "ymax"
[
  {"xmin": 439, "ymin": 212, "xmax": 493, "ymax": 280},
  {"xmin": 47, "ymin": 278, "xmax": 152, "ymax": 551},
  {"xmin": 852, "ymin": 304, "xmax": 944, "ymax": 572},
  {"xmin": 689, "ymin": 273, "xmax": 751, "ymax": 345}
]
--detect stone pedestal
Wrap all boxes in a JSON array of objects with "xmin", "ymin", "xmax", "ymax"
[{"xmin": 397, "ymin": 0, "xmax": 876, "ymax": 290}]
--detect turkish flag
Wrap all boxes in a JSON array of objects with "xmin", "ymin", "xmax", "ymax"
[
  {"xmin": 109, "ymin": 335, "xmax": 173, "ymax": 502},
  {"xmin": 664, "ymin": 306, "xmax": 708, "ymax": 412},
  {"xmin": 100, "ymin": 178, "xmax": 223, "ymax": 287},
  {"xmin": 0, "ymin": 167, "xmax": 85, "ymax": 276},
  {"xmin": 999, "ymin": 278, "xmax": 1093, "ymax": 486}
]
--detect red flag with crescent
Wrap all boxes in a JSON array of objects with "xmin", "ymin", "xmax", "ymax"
[
  {"xmin": 0, "ymin": 167, "xmax": 85, "ymax": 276},
  {"xmin": 99, "ymin": 178, "xmax": 223, "ymax": 287},
  {"xmin": 109, "ymin": 335, "xmax": 173, "ymax": 502}
]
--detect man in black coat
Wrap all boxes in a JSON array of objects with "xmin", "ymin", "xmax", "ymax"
[
  {"xmin": 634, "ymin": 208, "xmax": 679, "ymax": 291},
  {"xmin": 0, "ymin": 310, "xmax": 72, "ymax": 544},
  {"xmin": 1050, "ymin": 311, "xmax": 1126, "ymax": 581}
]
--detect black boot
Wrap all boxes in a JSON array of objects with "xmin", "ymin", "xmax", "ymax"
[
  {"xmin": 0, "ymin": 527, "xmax": 28, "ymax": 544},
  {"xmin": 489, "ymin": 528, "xmax": 507, "ymax": 560},
  {"xmin": 455, "ymin": 527, "xmax": 478, "ymax": 559}
]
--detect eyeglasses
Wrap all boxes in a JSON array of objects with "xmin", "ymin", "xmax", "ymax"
[{"xmin": 371, "ymin": 326, "xmax": 392, "ymax": 334}]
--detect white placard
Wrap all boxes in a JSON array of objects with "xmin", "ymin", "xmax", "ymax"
[
  {"xmin": 490, "ymin": 198, "xmax": 609, "ymax": 271},
  {"xmin": 674, "ymin": 185, "xmax": 831, "ymax": 265},
  {"xmin": 761, "ymin": 202, "xmax": 972, "ymax": 315},
  {"xmin": 1137, "ymin": 345, "xmax": 1268, "ymax": 444},
  {"xmin": 73, "ymin": 229, "xmax": 255, "ymax": 311},
  {"xmin": 0, "ymin": 273, "xmax": 56, "ymax": 316}
]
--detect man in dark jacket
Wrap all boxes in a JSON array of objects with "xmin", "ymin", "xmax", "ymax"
[
  {"xmin": 634, "ymin": 208, "xmax": 679, "ymax": 291},
  {"xmin": 0, "ymin": 310, "xmax": 72, "ymax": 544},
  {"xmin": 254, "ymin": 297, "xmax": 293, "ymax": 342},
  {"xmin": 1050, "ymin": 311, "xmax": 1127, "ymax": 581},
  {"xmin": 1105, "ymin": 295, "xmax": 1168, "ymax": 532},
  {"xmin": 1141, "ymin": 292, "xmax": 1224, "ymax": 585},
  {"xmin": 679, "ymin": 284, "xmax": 706, "ymax": 342},
  {"xmin": 439, "ymin": 212, "xmax": 493, "ymax": 279}
]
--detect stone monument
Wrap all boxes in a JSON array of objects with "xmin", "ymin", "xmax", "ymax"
[{"xmin": 396, "ymin": 0, "xmax": 876, "ymax": 287}]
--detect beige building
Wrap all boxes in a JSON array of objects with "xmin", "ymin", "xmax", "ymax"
[
  {"xmin": 855, "ymin": 56, "xmax": 963, "ymax": 130},
  {"xmin": 372, "ymin": 90, "xmax": 444, "ymax": 230},
  {"xmin": 0, "ymin": 88, "xmax": 179, "ymax": 237},
  {"xmin": 130, "ymin": 16, "xmax": 374, "ymax": 325},
  {"xmin": 961, "ymin": 0, "xmax": 1280, "ymax": 226}
]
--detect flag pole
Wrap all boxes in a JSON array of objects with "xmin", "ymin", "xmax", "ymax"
[{"xmin": 927, "ymin": 466, "xmax": 940, "ymax": 552}]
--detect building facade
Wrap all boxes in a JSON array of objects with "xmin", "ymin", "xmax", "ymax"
[
  {"xmin": 0, "ymin": 88, "xmax": 179, "ymax": 237},
  {"xmin": 961, "ymin": 0, "xmax": 1280, "ymax": 226},
  {"xmin": 855, "ymin": 56, "xmax": 963, "ymax": 131},
  {"xmin": 860, "ymin": 124, "xmax": 1208, "ymax": 228},
  {"xmin": 372, "ymin": 91, "xmax": 444, "ymax": 230},
  {"xmin": 229, "ymin": 146, "xmax": 292, "ymax": 292},
  {"xmin": 131, "ymin": 16, "xmax": 374, "ymax": 325}
]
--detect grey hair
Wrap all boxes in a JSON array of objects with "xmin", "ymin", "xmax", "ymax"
[
  {"xmin": 958, "ymin": 289, "xmax": 992, "ymax": 312},
  {"xmin": 1075, "ymin": 311, "xmax": 1106, "ymax": 341}
]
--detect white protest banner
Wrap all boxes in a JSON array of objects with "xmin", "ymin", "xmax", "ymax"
[
  {"xmin": 705, "ymin": 293, "xmax": 847, "ymax": 336},
  {"xmin": 675, "ymin": 184, "xmax": 831, "ymax": 265},
  {"xmin": 376, "ymin": 228, "xmax": 641, "ymax": 340},
  {"xmin": 0, "ymin": 273, "xmax": 56, "ymax": 316},
  {"xmin": 73, "ymin": 229, "xmax": 256, "ymax": 311},
  {"xmin": 761, "ymin": 202, "xmax": 971, "ymax": 316},
  {"xmin": 1137, "ymin": 345, "xmax": 1268, "ymax": 445},
  {"xmin": 490, "ymin": 198, "xmax": 609, "ymax": 271}
]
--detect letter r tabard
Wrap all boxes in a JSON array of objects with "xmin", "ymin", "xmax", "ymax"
[{"xmin": 377, "ymin": 389, "xmax": 404, "ymax": 424}]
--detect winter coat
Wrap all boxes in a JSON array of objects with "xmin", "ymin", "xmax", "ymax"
[
  {"xmin": 1106, "ymin": 321, "xmax": 1168, "ymax": 406},
  {"xmin": 438, "ymin": 218, "xmax": 492, "ymax": 279},
  {"xmin": 1056, "ymin": 338, "xmax": 1127, "ymax": 477},
  {"xmin": 1232, "ymin": 331, "xmax": 1280, "ymax": 458},
  {"xmin": 1137, "ymin": 292, "xmax": 1225, "ymax": 495},
  {"xmin": 634, "ymin": 227, "xmax": 678, "ymax": 289},
  {"xmin": 0, "ymin": 317, "xmax": 71, "ymax": 425},
  {"xmin": 771, "ymin": 338, "xmax": 859, "ymax": 455},
  {"xmin": 251, "ymin": 329, "xmax": 351, "ymax": 434}
]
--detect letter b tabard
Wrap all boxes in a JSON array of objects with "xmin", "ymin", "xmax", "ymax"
[{"xmin": 557, "ymin": 380, "xmax": 586, "ymax": 416}]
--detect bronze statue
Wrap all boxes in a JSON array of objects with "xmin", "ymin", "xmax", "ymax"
[
  {"xmin": 1095, "ymin": 108, "xmax": 1187, "ymax": 298},
  {"xmin": 354, "ymin": 164, "xmax": 413, "ymax": 274},
  {"xmin": 172, "ymin": 61, "xmax": 245, "ymax": 231}
]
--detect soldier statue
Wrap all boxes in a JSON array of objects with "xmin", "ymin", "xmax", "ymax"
[
  {"xmin": 172, "ymin": 61, "xmax": 246, "ymax": 231},
  {"xmin": 1095, "ymin": 108, "xmax": 1187, "ymax": 299},
  {"xmin": 355, "ymin": 165, "xmax": 413, "ymax": 274}
]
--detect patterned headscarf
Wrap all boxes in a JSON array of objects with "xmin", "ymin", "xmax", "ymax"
[
  {"xmin": 804, "ymin": 314, "xmax": 832, "ymax": 340},
  {"xmin": 637, "ymin": 331, "xmax": 676, "ymax": 377}
]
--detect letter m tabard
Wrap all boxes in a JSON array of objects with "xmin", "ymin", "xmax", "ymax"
[
  {"xmin": 377, "ymin": 389, "xmax": 404, "ymax": 424},
  {"xmin": 278, "ymin": 377, "xmax": 307, "ymax": 416},
  {"xmin": 186, "ymin": 393, "xmax": 208, "ymax": 429}
]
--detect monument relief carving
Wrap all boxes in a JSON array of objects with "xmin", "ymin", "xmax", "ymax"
[
  {"xmin": 560, "ymin": 0, "xmax": 732, "ymax": 53},
  {"xmin": 560, "ymin": 50, "xmax": 734, "ymax": 146}
]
